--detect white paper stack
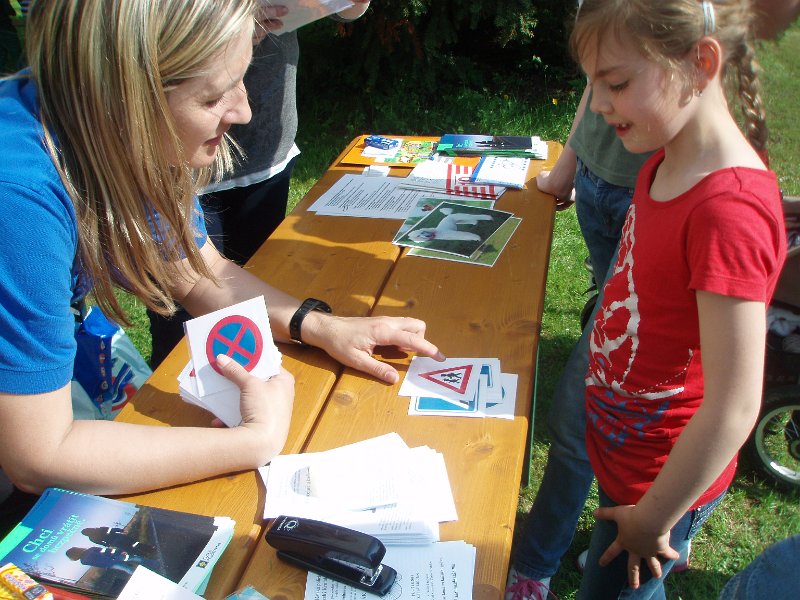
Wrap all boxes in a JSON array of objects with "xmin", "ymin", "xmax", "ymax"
[
  {"xmin": 260, "ymin": 433, "xmax": 457, "ymax": 545},
  {"xmin": 178, "ymin": 296, "xmax": 282, "ymax": 427}
]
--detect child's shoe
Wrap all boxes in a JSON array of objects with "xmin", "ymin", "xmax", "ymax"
[
  {"xmin": 575, "ymin": 549, "xmax": 588, "ymax": 572},
  {"xmin": 504, "ymin": 565, "xmax": 555, "ymax": 600}
]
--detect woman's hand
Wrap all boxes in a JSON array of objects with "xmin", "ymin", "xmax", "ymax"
[
  {"xmin": 215, "ymin": 354, "xmax": 295, "ymax": 466},
  {"xmin": 253, "ymin": 4, "xmax": 288, "ymax": 45},
  {"xmin": 303, "ymin": 314, "xmax": 445, "ymax": 384},
  {"xmin": 593, "ymin": 504, "xmax": 680, "ymax": 588},
  {"xmin": 336, "ymin": 0, "xmax": 371, "ymax": 21}
]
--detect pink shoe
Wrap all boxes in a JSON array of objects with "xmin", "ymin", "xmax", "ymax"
[{"xmin": 504, "ymin": 566, "xmax": 557, "ymax": 600}]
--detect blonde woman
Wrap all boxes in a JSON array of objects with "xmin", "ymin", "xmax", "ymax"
[{"xmin": 0, "ymin": 0, "xmax": 441, "ymax": 506}]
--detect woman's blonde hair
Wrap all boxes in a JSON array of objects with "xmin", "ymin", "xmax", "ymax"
[
  {"xmin": 24, "ymin": 0, "xmax": 256, "ymax": 323},
  {"xmin": 571, "ymin": 0, "xmax": 768, "ymax": 153}
]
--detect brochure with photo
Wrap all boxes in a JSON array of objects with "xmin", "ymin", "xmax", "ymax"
[
  {"xmin": 408, "ymin": 216, "xmax": 522, "ymax": 267},
  {"xmin": 393, "ymin": 201, "xmax": 513, "ymax": 258},
  {"xmin": 394, "ymin": 197, "xmax": 495, "ymax": 239},
  {"xmin": 0, "ymin": 488, "xmax": 234, "ymax": 598},
  {"xmin": 340, "ymin": 135, "xmax": 440, "ymax": 167}
]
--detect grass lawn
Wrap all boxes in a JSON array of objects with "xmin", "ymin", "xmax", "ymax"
[{"xmin": 114, "ymin": 24, "xmax": 800, "ymax": 600}]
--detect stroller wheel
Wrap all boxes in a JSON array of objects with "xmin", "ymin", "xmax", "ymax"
[{"xmin": 744, "ymin": 387, "xmax": 800, "ymax": 493}]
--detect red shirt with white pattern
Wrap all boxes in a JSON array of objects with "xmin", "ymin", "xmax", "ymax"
[{"xmin": 585, "ymin": 149, "xmax": 786, "ymax": 508}]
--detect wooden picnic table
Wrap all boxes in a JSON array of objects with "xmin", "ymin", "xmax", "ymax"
[{"xmin": 116, "ymin": 136, "xmax": 560, "ymax": 599}]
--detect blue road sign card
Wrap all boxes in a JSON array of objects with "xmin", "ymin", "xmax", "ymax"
[{"xmin": 184, "ymin": 296, "xmax": 281, "ymax": 397}]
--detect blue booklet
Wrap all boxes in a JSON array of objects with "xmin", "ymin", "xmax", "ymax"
[
  {"xmin": 436, "ymin": 134, "xmax": 547, "ymax": 158},
  {"xmin": 0, "ymin": 488, "xmax": 235, "ymax": 597}
]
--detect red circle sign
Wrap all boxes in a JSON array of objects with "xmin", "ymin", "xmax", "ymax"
[{"xmin": 205, "ymin": 315, "xmax": 264, "ymax": 374}]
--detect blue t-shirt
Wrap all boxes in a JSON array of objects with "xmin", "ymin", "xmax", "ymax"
[{"xmin": 0, "ymin": 75, "xmax": 207, "ymax": 395}]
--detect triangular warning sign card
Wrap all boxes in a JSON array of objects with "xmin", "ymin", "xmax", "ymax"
[
  {"xmin": 419, "ymin": 365, "xmax": 473, "ymax": 395},
  {"xmin": 398, "ymin": 357, "xmax": 481, "ymax": 406}
]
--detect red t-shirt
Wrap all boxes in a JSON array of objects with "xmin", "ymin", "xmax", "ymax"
[{"xmin": 585, "ymin": 149, "xmax": 786, "ymax": 508}]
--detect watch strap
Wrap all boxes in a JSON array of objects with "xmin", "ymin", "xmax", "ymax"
[{"xmin": 289, "ymin": 298, "xmax": 332, "ymax": 346}]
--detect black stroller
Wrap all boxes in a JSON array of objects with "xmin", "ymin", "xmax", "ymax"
[{"xmin": 742, "ymin": 195, "xmax": 800, "ymax": 493}]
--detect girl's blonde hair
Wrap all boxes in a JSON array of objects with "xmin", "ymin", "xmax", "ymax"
[
  {"xmin": 571, "ymin": 0, "xmax": 768, "ymax": 153},
  {"xmin": 24, "ymin": 0, "xmax": 256, "ymax": 323}
]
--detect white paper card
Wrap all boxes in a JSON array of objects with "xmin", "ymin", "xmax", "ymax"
[
  {"xmin": 118, "ymin": 566, "xmax": 203, "ymax": 600},
  {"xmin": 270, "ymin": 0, "xmax": 355, "ymax": 34},
  {"xmin": 307, "ymin": 174, "xmax": 456, "ymax": 219},
  {"xmin": 184, "ymin": 296, "xmax": 281, "ymax": 397}
]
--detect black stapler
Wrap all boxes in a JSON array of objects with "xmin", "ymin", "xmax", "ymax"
[{"xmin": 265, "ymin": 515, "xmax": 397, "ymax": 596}]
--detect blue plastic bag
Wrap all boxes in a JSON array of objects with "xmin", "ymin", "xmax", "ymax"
[{"xmin": 72, "ymin": 306, "xmax": 152, "ymax": 420}]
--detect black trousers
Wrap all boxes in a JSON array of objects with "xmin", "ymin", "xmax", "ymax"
[{"xmin": 148, "ymin": 159, "xmax": 296, "ymax": 368}]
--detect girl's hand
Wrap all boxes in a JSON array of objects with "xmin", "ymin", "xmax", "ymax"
[
  {"xmin": 305, "ymin": 314, "xmax": 445, "ymax": 384},
  {"xmin": 215, "ymin": 355, "xmax": 295, "ymax": 466},
  {"xmin": 593, "ymin": 504, "xmax": 680, "ymax": 588}
]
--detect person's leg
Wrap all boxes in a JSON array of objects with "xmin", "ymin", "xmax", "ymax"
[
  {"xmin": 718, "ymin": 534, "xmax": 800, "ymax": 600},
  {"xmin": 508, "ymin": 163, "xmax": 628, "ymax": 588},
  {"xmin": 573, "ymin": 159, "xmax": 633, "ymax": 288},
  {"xmin": 205, "ymin": 157, "xmax": 296, "ymax": 265},
  {"xmin": 509, "ymin": 312, "xmax": 598, "ymax": 584}
]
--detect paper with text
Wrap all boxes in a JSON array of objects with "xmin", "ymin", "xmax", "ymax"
[
  {"xmin": 308, "ymin": 174, "xmax": 457, "ymax": 219},
  {"xmin": 304, "ymin": 541, "xmax": 476, "ymax": 600}
]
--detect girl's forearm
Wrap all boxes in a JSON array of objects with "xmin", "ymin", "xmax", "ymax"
[{"xmin": 634, "ymin": 395, "xmax": 760, "ymax": 535}]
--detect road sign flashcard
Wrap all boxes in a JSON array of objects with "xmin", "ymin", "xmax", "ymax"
[
  {"xmin": 184, "ymin": 296, "xmax": 281, "ymax": 397},
  {"xmin": 398, "ymin": 357, "xmax": 483, "ymax": 407}
]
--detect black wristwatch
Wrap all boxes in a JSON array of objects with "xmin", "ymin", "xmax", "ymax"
[{"xmin": 289, "ymin": 298, "xmax": 332, "ymax": 346}]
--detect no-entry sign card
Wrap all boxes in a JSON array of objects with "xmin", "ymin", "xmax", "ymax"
[{"xmin": 184, "ymin": 296, "xmax": 281, "ymax": 397}]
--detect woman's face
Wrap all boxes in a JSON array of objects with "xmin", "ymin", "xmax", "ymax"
[{"xmin": 165, "ymin": 24, "xmax": 254, "ymax": 168}]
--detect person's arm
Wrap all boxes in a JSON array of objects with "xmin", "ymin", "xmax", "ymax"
[
  {"xmin": 592, "ymin": 292, "xmax": 766, "ymax": 587},
  {"xmin": 173, "ymin": 238, "xmax": 443, "ymax": 384},
  {"xmin": 535, "ymin": 84, "xmax": 589, "ymax": 209},
  {"xmin": 0, "ymin": 356, "xmax": 294, "ymax": 495}
]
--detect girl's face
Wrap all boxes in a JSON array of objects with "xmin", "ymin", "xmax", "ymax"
[
  {"xmin": 581, "ymin": 32, "xmax": 693, "ymax": 155},
  {"xmin": 165, "ymin": 24, "xmax": 254, "ymax": 168}
]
